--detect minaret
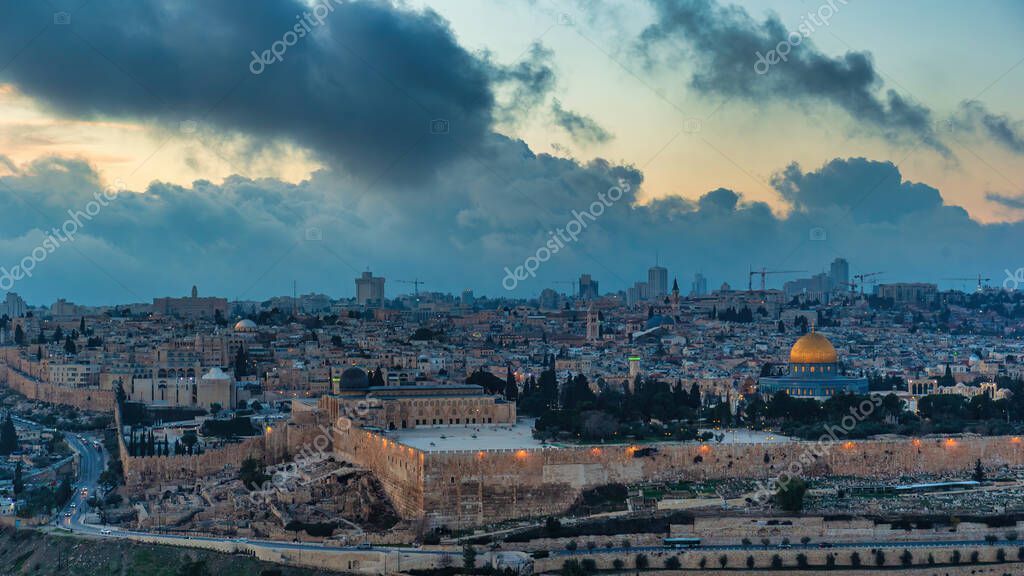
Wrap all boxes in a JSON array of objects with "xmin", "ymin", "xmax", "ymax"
[{"xmin": 586, "ymin": 306, "xmax": 600, "ymax": 342}]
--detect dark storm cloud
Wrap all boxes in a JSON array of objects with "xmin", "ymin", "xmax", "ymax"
[
  {"xmin": 635, "ymin": 0, "xmax": 950, "ymax": 156},
  {"xmin": 550, "ymin": 99, "xmax": 613, "ymax": 145},
  {"xmin": 0, "ymin": 0, "xmax": 497, "ymax": 185},
  {"xmin": 3, "ymin": 147, "xmax": 1021, "ymax": 304},
  {"xmin": 490, "ymin": 43, "xmax": 558, "ymax": 124},
  {"xmin": 772, "ymin": 157, "xmax": 943, "ymax": 223},
  {"xmin": 955, "ymin": 101, "xmax": 1024, "ymax": 154},
  {"xmin": 987, "ymin": 193, "xmax": 1024, "ymax": 210}
]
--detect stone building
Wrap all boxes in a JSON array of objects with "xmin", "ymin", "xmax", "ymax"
[{"xmin": 317, "ymin": 367, "xmax": 515, "ymax": 430}]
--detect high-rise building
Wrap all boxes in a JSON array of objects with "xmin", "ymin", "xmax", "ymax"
[
  {"xmin": 648, "ymin": 266, "xmax": 668, "ymax": 299},
  {"xmin": 829, "ymin": 258, "xmax": 849, "ymax": 291},
  {"xmin": 690, "ymin": 273, "xmax": 708, "ymax": 297},
  {"xmin": 355, "ymin": 271, "xmax": 385, "ymax": 307},
  {"xmin": 1, "ymin": 292, "xmax": 27, "ymax": 318},
  {"xmin": 578, "ymin": 274, "xmax": 599, "ymax": 300},
  {"xmin": 626, "ymin": 281, "xmax": 649, "ymax": 306}
]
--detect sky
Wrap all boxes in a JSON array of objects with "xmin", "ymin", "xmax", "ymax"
[{"xmin": 0, "ymin": 0, "xmax": 1022, "ymax": 305}]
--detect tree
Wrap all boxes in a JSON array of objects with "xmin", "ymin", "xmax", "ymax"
[
  {"xmin": 13, "ymin": 461, "xmax": 23, "ymax": 495},
  {"xmin": 504, "ymin": 366, "xmax": 519, "ymax": 402},
  {"xmin": 850, "ymin": 552, "xmax": 861, "ymax": 567},
  {"xmin": 900, "ymin": 549, "xmax": 913, "ymax": 566},
  {"xmin": 0, "ymin": 414, "xmax": 18, "ymax": 455},
  {"xmin": 64, "ymin": 335, "xmax": 77, "ymax": 355},
  {"xmin": 634, "ymin": 554, "xmax": 648, "ymax": 570},
  {"xmin": 718, "ymin": 554, "xmax": 728, "ymax": 568},
  {"xmin": 775, "ymin": 477, "xmax": 807, "ymax": 512},
  {"xmin": 14, "ymin": 325, "xmax": 24, "ymax": 346},
  {"xmin": 770, "ymin": 555, "xmax": 782, "ymax": 569},
  {"xmin": 973, "ymin": 459, "xmax": 986, "ymax": 482},
  {"xmin": 611, "ymin": 559, "xmax": 623, "ymax": 570},
  {"xmin": 462, "ymin": 544, "xmax": 477, "ymax": 573},
  {"xmin": 239, "ymin": 457, "xmax": 268, "ymax": 490},
  {"xmin": 874, "ymin": 550, "xmax": 885, "ymax": 566},
  {"xmin": 746, "ymin": 556, "xmax": 755, "ymax": 569}
]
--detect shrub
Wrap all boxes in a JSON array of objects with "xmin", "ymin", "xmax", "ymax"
[
  {"xmin": 565, "ymin": 540, "xmax": 577, "ymax": 551},
  {"xmin": 900, "ymin": 549, "xmax": 913, "ymax": 566},
  {"xmin": 580, "ymin": 559, "xmax": 597, "ymax": 574}
]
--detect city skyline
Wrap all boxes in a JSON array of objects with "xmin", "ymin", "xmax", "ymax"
[{"xmin": 0, "ymin": 0, "xmax": 1021, "ymax": 304}]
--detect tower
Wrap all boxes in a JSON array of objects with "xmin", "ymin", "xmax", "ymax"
[
  {"xmin": 671, "ymin": 278, "xmax": 680, "ymax": 313},
  {"xmin": 586, "ymin": 306, "xmax": 601, "ymax": 342}
]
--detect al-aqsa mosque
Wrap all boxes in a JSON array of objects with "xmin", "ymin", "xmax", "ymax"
[{"xmin": 758, "ymin": 329, "xmax": 868, "ymax": 399}]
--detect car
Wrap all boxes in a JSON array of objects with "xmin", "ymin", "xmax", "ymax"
[
  {"xmin": 818, "ymin": 542, "xmax": 833, "ymax": 548},
  {"xmin": 355, "ymin": 543, "xmax": 372, "ymax": 550},
  {"xmin": 100, "ymin": 529, "xmax": 112, "ymax": 535},
  {"xmin": 236, "ymin": 538, "xmax": 248, "ymax": 543}
]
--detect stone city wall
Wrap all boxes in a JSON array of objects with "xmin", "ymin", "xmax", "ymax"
[
  {"xmin": 337, "ymin": 427, "xmax": 1024, "ymax": 528},
  {"xmin": 333, "ymin": 427, "xmax": 425, "ymax": 519},
  {"xmin": 0, "ymin": 348, "xmax": 115, "ymax": 412},
  {"xmin": 116, "ymin": 404, "xmax": 323, "ymax": 494}
]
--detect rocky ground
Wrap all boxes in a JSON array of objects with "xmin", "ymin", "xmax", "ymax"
[{"xmin": 0, "ymin": 527, "xmax": 340, "ymax": 576}]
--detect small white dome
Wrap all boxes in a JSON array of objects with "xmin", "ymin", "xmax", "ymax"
[
  {"xmin": 234, "ymin": 319, "xmax": 258, "ymax": 332},
  {"xmin": 202, "ymin": 367, "xmax": 230, "ymax": 380}
]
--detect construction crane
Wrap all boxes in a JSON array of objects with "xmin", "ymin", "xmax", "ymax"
[
  {"xmin": 747, "ymin": 268, "xmax": 807, "ymax": 291},
  {"xmin": 395, "ymin": 279, "xmax": 426, "ymax": 297},
  {"xmin": 853, "ymin": 272, "xmax": 883, "ymax": 296},
  {"xmin": 942, "ymin": 274, "xmax": 991, "ymax": 293},
  {"xmin": 553, "ymin": 281, "xmax": 577, "ymax": 297}
]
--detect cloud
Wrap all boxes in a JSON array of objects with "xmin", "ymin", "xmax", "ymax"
[
  {"xmin": 550, "ymin": 99, "xmax": 614, "ymax": 145},
  {"xmin": 987, "ymin": 192, "xmax": 1024, "ymax": 211},
  {"xmin": 490, "ymin": 43, "xmax": 558, "ymax": 125},
  {"xmin": 1, "ymin": 148, "xmax": 1021, "ymax": 304},
  {"xmin": 0, "ymin": 0, "xmax": 500, "ymax": 186},
  {"xmin": 772, "ymin": 157, "xmax": 943, "ymax": 223},
  {"xmin": 955, "ymin": 101, "xmax": 1024, "ymax": 154},
  {"xmin": 635, "ymin": 0, "xmax": 950, "ymax": 156}
]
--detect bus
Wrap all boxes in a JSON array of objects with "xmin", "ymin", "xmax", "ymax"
[{"xmin": 663, "ymin": 537, "xmax": 701, "ymax": 549}]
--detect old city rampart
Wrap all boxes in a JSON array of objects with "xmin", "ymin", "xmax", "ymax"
[
  {"xmin": 0, "ymin": 347, "xmax": 115, "ymax": 411},
  {"xmin": 336, "ymin": 427, "xmax": 1024, "ymax": 528}
]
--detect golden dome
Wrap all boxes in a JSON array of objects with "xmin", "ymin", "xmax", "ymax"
[{"xmin": 789, "ymin": 331, "xmax": 838, "ymax": 364}]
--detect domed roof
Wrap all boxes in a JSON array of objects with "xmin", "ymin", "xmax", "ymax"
[
  {"xmin": 234, "ymin": 319, "xmax": 258, "ymax": 332},
  {"xmin": 789, "ymin": 331, "xmax": 838, "ymax": 364},
  {"xmin": 339, "ymin": 367, "xmax": 369, "ymax": 390}
]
